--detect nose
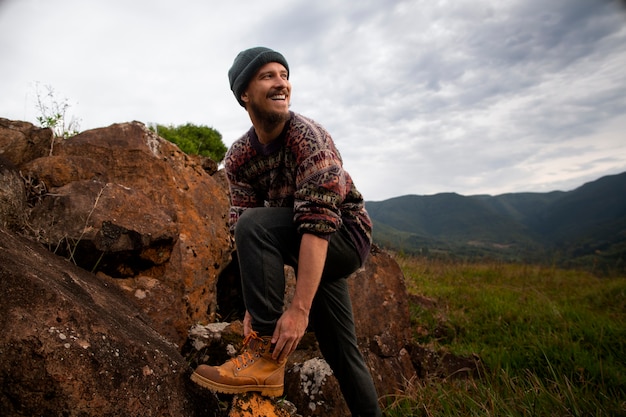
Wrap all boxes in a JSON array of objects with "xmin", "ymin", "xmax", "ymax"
[{"xmin": 275, "ymin": 74, "xmax": 290, "ymax": 89}]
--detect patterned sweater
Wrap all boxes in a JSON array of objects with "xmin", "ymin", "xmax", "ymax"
[{"xmin": 224, "ymin": 112, "xmax": 372, "ymax": 263}]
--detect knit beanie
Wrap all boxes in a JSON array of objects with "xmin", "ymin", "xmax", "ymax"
[{"xmin": 228, "ymin": 47, "xmax": 290, "ymax": 107}]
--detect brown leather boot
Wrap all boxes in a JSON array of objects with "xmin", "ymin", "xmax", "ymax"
[{"xmin": 190, "ymin": 331, "xmax": 285, "ymax": 397}]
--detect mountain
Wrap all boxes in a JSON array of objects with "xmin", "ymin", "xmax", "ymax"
[{"xmin": 366, "ymin": 172, "xmax": 626, "ymax": 272}]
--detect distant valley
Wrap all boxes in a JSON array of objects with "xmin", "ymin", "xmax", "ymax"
[{"xmin": 366, "ymin": 172, "xmax": 626, "ymax": 274}]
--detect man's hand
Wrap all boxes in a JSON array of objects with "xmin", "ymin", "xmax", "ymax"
[{"xmin": 271, "ymin": 306, "xmax": 309, "ymax": 362}]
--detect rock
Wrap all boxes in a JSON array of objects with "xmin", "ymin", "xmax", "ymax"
[
  {"xmin": 229, "ymin": 393, "xmax": 296, "ymax": 417},
  {"xmin": 0, "ymin": 227, "xmax": 217, "ymax": 417},
  {"xmin": 15, "ymin": 121, "xmax": 232, "ymax": 345},
  {"xmin": 0, "ymin": 156, "xmax": 27, "ymax": 231},
  {"xmin": 0, "ymin": 117, "xmax": 54, "ymax": 165},
  {"xmin": 407, "ymin": 344, "xmax": 484, "ymax": 380}
]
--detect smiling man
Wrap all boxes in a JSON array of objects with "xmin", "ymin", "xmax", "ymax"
[{"xmin": 190, "ymin": 47, "xmax": 382, "ymax": 417}]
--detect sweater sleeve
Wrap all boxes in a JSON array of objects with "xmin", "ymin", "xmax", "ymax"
[
  {"xmin": 224, "ymin": 136, "xmax": 262, "ymax": 233},
  {"xmin": 291, "ymin": 118, "xmax": 347, "ymax": 237}
]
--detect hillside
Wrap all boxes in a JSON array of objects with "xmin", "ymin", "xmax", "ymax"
[{"xmin": 367, "ymin": 172, "xmax": 626, "ymax": 272}]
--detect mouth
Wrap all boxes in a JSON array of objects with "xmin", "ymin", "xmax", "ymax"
[{"xmin": 268, "ymin": 89, "xmax": 288, "ymax": 101}]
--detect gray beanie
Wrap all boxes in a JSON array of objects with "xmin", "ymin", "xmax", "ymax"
[{"xmin": 228, "ymin": 47, "xmax": 290, "ymax": 107}]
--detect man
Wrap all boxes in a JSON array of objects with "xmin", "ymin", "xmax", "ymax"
[{"xmin": 191, "ymin": 47, "xmax": 382, "ymax": 417}]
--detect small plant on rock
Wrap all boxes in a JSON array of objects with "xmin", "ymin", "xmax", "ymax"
[{"xmin": 34, "ymin": 82, "xmax": 81, "ymax": 140}]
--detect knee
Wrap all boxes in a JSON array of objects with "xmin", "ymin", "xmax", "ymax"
[
  {"xmin": 234, "ymin": 207, "xmax": 294, "ymax": 243},
  {"xmin": 234, "ymin": 209, "xmax": 259, "ymax": 241}
]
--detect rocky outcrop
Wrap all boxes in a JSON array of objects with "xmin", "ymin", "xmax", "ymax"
[
  {"xmin": 0, "ymin": 156, "xmax": 27, "ymax": 231},
  {"xmin": 11, "ymin": 119, "xmax": 233, "ymax": 345},
  {"xmin": 0, "ymin": 227, "xmax": 217, "ymax": 417},
  {"xmin": 0, "ymin": 118, "xmax": 479, "ymax": 416},
  {"xmin": 0, "ymin": 118, "xmax": 53, "ymax": 165}
]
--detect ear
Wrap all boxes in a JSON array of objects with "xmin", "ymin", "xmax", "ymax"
[{"xmin": 240, "ymin": 91, "xmax": 250, "ymax": 104}]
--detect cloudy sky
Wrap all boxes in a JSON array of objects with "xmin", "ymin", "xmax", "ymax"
[{"xmin": 1, "ymin": 0, "xmax": 625, "ymax": 201}]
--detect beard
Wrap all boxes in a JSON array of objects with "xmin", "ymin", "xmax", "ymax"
[{"xmin": 248, "ymin": 98, "xmax": 290, "ymax": 132}]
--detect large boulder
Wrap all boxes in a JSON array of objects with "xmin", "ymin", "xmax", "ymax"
[
  {"xmin": 18, "ymin": 121, "xmax": 232, "ymax": 345},
  {"xmin": 0, "ymin": 227, "xmax": 216, "ymax": 417}
]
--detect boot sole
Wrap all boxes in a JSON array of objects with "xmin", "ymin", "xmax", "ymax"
[{"xmin": 190, "ymin": 371, "xmax": 284, "ymax": 397}]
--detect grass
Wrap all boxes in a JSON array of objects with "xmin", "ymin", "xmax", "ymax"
[{"xmin": 382, "ymin": 257, "xmax": 626, "ymax": 416}]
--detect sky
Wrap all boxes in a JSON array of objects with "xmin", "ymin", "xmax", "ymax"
[{"xmin": 1, "ymin": 0, "xmax": 625, "ymax": 201}]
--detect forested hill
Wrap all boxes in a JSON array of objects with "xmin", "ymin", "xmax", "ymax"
[{"xmin": 366, "ymin": 172, "xmax": 626, "ymax": 272}]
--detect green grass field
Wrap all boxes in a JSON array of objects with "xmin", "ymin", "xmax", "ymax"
[{"xmin": 382, "ymin": 257, "xmax": 626, "ymax": 416}]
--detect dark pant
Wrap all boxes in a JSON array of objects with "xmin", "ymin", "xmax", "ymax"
[{"xmin": 235, "ymin": 207, "xmax": 382, "ymax": 417}]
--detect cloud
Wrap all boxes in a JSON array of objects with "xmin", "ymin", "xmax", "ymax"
[{"xmin": 1, "ymin": 0, "xmax": 625, "ymax": 200}]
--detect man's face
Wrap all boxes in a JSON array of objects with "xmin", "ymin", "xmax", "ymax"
[{"xmin": 241, "ymin": 62, "xmax": 291, "ymax": 123}]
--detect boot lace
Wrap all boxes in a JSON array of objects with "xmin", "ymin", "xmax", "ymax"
[{"xmin": 231, "ymin": 331, "xmax": 267, "ymax": 370}]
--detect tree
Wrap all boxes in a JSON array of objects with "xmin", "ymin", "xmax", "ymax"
[{"xmin": 152, "ymin": 123, "xmax": 227, "ymax": 162}]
